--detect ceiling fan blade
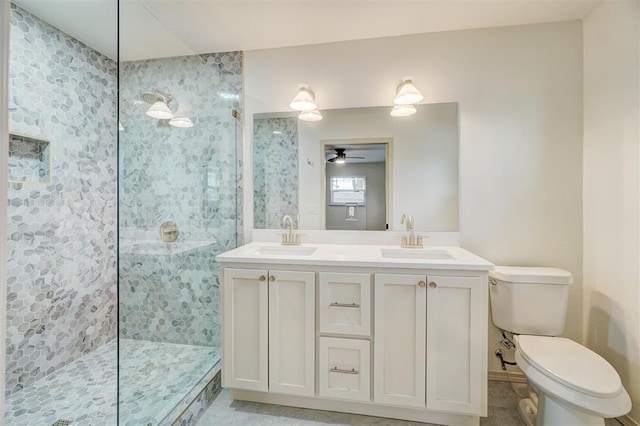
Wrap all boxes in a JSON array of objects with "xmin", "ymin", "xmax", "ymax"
[
  {"xmin": 327, "ymin": 157, "xmax": 337, "ymax": 162},
  {"xmin": 349, "ymin": 156, "xmax": 365, "ymax": 159}
]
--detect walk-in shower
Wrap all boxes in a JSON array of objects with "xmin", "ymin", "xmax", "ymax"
[{"xmin": 3, "ymin": 2, "xmax": 242, "ymax": 424}]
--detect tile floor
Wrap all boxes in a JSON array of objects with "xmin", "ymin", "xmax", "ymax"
[
  {"xmin": 196, "ymin": 381, "xmax": 624, "ymax": 426},
  {"xmin": 4, "ymin": 339, "xmax": 219, "ymax": 426}
]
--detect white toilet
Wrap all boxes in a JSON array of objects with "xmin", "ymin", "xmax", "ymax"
[{"xmin": 489, "ymin": 266, "xmax": 631, "ymax": 426}]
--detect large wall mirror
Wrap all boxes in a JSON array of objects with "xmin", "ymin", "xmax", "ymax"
[{"xmin": 253, "ymin": 102, "xmax": 459, "ymax": 232}]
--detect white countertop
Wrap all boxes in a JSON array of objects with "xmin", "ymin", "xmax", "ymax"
[{"xmin": 216, "ymin": 242, "xmax": 493, "ymax": 271}]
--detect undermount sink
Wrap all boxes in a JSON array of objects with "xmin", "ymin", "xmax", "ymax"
[
  {"xmin": 250, "ymin": 246, "xmax": 318, "ymax": 256},
  {"xmin": 380, "ymin": 248, "xmax": 454, "ymax": 260}
]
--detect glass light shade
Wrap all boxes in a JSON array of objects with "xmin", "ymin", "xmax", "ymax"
[
  {"xmin": 390, "ymin": 104, "xmax": 417, "ymax": 117},
  {"xmin": 146, "ymin": 101, "xmax": 174, "ymax": 119},
  {"xmin": 335, "ymin": 157, "xmax": 345, "ymax": 164},
  {"xmin": 289, "ymin": 85, "xmax": 317, "ymax": 111},
  {"xmin": 393, "ymin": 78, "xmax": 424, "ymax": 105},
  {"xmin": 298, "ymin": 110, "xmax": 323, "ymax": 121},
  {"xmin": 169, "ymin": 117, "xmax": 194, "ymax": 128}
]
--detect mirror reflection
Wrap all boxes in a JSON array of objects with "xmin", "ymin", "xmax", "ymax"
[
  {"xmin": 253, "ymin": 103, "xmax": 459, "ymax": 232},
  {"xmin": 324, "ymin": 142, "xmax": 388, "ymax": 231}
]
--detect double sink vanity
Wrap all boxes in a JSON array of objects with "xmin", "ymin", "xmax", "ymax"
[{"xmin": 217, "ymin": 238, "xmax": 493, "ymax": 426}]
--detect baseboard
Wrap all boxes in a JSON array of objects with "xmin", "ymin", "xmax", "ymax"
[
  {"xmin": 488, "ymin": 370, "xmax": 527, "ymax": 384},
  {"xmin": 616, "ymin": 414, "xmax": 640, "ymax": 426}
]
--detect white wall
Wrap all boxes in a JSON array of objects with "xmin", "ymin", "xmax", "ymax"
[
  {"xmin": 244, "ymin": 21, "xmax": 584, "ymax": 372},
  {"xmin": 583, "ymin": 0, "xmax": 640, "ymax": 422}
]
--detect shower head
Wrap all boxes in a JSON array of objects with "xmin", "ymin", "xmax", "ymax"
[{"xmin": 140, "ymin": 90, "xmax": 172, "ymax": 105}]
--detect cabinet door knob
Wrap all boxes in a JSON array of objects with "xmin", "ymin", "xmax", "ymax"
[
  {"xmin": 258, "ymin": 275, "xmax": 266, "ymax": 281},
  {"xmin": 418, "ymin": 281, "xmax": 426, "ymax": 288},
  {"xmin": 269, "ymin": 275, "xmax": 275, "ymax": 282},
  {"xmin": 429, "ymin": 282, "xmax": 437, "ymax": 288}
]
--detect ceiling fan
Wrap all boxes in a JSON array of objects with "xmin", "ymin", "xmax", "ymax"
[{"xmin": 327, "ymin": 148, "xmax": 365, "ymax": 164}]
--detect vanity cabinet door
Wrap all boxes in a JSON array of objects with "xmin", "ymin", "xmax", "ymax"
[
  {"xmin": 426, "ymin": 275, "xmax": 484, "ymax": 414},
  {"xmin": 373, "ymin": 273, "xmax": 426, "ymax": 408},
  {"xmin": 268, "ymin": 270, "xmax": 316, "ymax": 396},
  {"xmin": 222, "ymin": 268, "xmax": 269, "ymax": 392}
]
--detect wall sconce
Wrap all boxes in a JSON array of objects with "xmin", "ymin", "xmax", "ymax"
[
  {"xmin": 298, "ymin": 110, "xmax": 323, "ymax": 121},
  {"xmin": 390, "ymin": 77, "xmax": 423, "ymax": 117},
  {"xmin": 393, "ymin": 76, "xmax": 424, "ymax": 105},
  {"xmin": 141, "ymin": 90, "xmax": 194, "ymax": 128},
  {"xmin": 289, "ymin": 84, "xmax": 318, "ymax": 111},
  {"xmin": 390, "ymin": 105, "xmax": 417, "ymax": 117}
]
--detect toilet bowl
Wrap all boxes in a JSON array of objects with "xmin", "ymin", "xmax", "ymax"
[
  {"xmin": 515, "ymin": 335, "xmax": 631, "ymax": 425},
  {"xmin": 489, "ymin": 266, "xmax": 631, "ymax": 425}
]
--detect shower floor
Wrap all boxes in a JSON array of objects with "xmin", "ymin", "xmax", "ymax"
[{"xmin": 4, "ymin": 339, "xmax": 220, "ymax": 426}]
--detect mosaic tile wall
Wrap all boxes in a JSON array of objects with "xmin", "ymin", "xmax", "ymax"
[
  {"xmin": 5, "ymin": 5, "xmax": 117, "ymax": 396},
  {"xmin": 253, "ymin": 117, "xmax": 299, "ymax": 228},
  {"xmin": 119, "ymin": 52, "xmax": 242, "ymax": 347},
  {"xmin": 118, "ymin": 243, "xmax": 220, "ymax": 346}
]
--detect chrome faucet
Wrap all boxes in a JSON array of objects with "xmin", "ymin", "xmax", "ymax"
[
  {"xmin": 400, "ymin": 213, "xmax": 423, "ymax": 248},
  {"xmin": 281, "ymin": 214, "xmax": 300, "ymax": 245}
]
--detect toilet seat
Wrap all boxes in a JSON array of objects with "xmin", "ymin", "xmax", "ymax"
[
  {"xmin": 516, "ymin": 336, "xmax": 631, "ymax": 418},
  {"xmin": 517, "ymin": 335, "xmax": 622, "ymax": 397}
]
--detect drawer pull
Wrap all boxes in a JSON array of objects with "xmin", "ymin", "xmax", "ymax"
[
  {"xmin": 330, "ymin": 366, "xmax": 359, "ymax": 375},
  {"xmin": 330, "ymin": 302, "xmax": 360, "ymax": 308}
]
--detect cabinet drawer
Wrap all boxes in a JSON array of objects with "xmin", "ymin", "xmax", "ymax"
[
  {"xmin": 319, "ymin": 337, "xmax": 370, "ymax": 402},
  {"xmin": 319, "ymin": 272, "xmax": 371, "ymax": 336}
]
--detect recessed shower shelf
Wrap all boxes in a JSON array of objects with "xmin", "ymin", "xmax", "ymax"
[{"xmin": 8, "ymin": 133, "xmax": 52, "ymax": 184}]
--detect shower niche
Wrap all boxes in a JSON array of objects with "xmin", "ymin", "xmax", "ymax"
[{"xmin": 8, "ymin": 133, "xmax": 51, "ymax": 184}]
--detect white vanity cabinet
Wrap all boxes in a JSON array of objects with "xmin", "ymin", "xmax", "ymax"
[
  {"xmin": 222, "ymin": 268, "xmax": 315, "ymax": 396},
  {"xmin": 218, "ymin": 242, "xmax": 491, "ymax": 426}
]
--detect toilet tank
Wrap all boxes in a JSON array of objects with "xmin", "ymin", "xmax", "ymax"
[{"xmin": 489, "ymin": 266, "xmax": 572, "ymax": 336}]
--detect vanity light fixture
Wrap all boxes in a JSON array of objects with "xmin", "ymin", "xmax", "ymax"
[
  {"xmin": 390, "ymin": 104, "xmax": 417, "ymax": 117},
  {"xmin": 168, "ymin": 116, "xmax": 194, "ymax": 128},
  {"xmin": 289, "ymin": 84, "xmax": 318, "ymax": 111},
  {"xmin": 393, "ymin": 76, "xmax": 424, "ymax": 105},
  {"xmin": 141, "ymin": 90, "xmax": 194, "ymax": 127},
  {"xmin": 298, "ymin": 109, "xmax": 323, "ymax": 122}
]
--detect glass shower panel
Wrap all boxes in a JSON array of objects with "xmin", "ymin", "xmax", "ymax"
[{"xmin": 118, "ymin": 53, "xmax": 242, "ymax": 424}]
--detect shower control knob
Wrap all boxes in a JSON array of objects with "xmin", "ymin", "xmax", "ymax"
[{"xmin": 259, "ymin": 275, "xmax": 266, "ymax": 281}]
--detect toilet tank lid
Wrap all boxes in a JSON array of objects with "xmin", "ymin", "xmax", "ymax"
[{"xmin": 490, "ymin": 266, "xmax": 573, "ymax": 285}]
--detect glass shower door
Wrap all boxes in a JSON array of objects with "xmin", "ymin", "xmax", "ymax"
[{"xmin": 117, "ymin": 51, "xmax": 242, "ymax": 425}]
